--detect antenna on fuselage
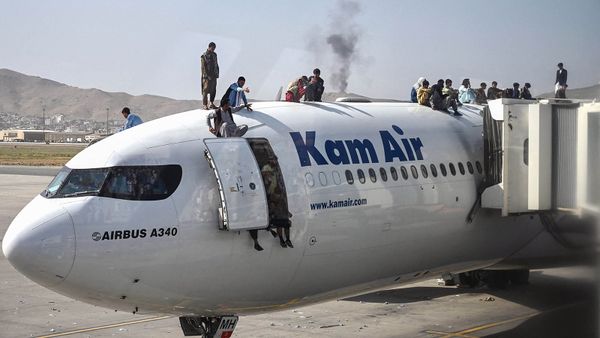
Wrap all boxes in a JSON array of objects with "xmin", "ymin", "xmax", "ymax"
[{"xmin": 275, "ymin": 86, "xmax": 283, "ymax": 101}]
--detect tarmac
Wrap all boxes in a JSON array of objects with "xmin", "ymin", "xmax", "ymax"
[{"xmin": 0, "ymin": 168, "xmax": 598, "ymax": 338}]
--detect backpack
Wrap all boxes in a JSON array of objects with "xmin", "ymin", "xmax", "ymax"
[{"xmin": 221, "ymin": 87, "xmax": 233, "ymax": 106}]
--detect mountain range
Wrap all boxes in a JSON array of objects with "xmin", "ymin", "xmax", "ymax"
[
  {"xmin": 1, "ymin": 68, "xmax": 598, "ymax": 122},
  {"xmin": 0, "ymin": 69, "xmax": 201, "ymax": 121}
]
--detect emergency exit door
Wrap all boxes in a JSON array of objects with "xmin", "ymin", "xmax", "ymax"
[{"xmin": 203, "ymin": 138, "xmax": 269, "ymax": 231}]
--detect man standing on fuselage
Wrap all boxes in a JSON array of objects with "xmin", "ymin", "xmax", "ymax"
[{"xmin": 201, "ymin": 42, "xmax": 219, "ymax": 109}]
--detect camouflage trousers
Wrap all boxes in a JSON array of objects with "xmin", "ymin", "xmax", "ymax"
[{"xmin": 202, "ymin": 78, "xmax": 217, "ymax": 105}]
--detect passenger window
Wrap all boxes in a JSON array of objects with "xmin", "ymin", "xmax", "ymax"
[
  {"xmin": 332, "ymin": 171, "xmax": 342, "ymax": 185},
  {"xmin": 430, "ymin": 164, "xmax": 438, "ymax": 177},
  {"xmin": 420, "ymin": 164, "xmax": 428, "ymax": 178},
  {"xmin": 439, "ymin": 163, "xmax": 447, "ymax": 177},
  {"xmin": 476, "ymin": 161, "xmax": 483, "ymax": 174},
  {"xmin": 410, "ymin": 165, "xmax": 418, "ymax": 179},
  {"xmin": 369, "ymin": 168, "xmax": 377, "ymax": 183},
  {"xmin": 401, "ymin": 166, "xmax": 409, "ymax": 180},
  {"xmin": 458, "ymin": 162, "xmax": 465, "ymax": 175},
  {"xmin": 357, "ymin": 169, "xmax": 366, "ymax": 184},
  {"xmin": 390, "ymin": 167, "xmax": 398, "ymax": 181},
  {"xmin": 345, "ymin": 170, "xmax": 354, "ymax": 185},
  {"xmin": 467, "ymin": 161, "xmax": 474, "ymax": 174},
  {"xmin": 305, "ymin": 173, "xmax": 315, "ymax": 187},
  {"xmin": 318, "ymin": 172, "xmax": 328, "ymax": 186},
  {"xmin": 449, "ymin": 163, "xmax": 456, "ymax": 176},
  {"xmin": 379, "ymin": 168, "xmax": 388, "ymax": 182}
]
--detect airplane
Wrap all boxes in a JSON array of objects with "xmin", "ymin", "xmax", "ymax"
[{"xmin": 2, "ymin": 99, "xmax": 595, "ymax": 337}]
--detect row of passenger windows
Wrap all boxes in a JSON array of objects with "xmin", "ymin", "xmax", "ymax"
[{"xmin": 344, "ymin": 161, "xmax": 483, "ymax": 185}]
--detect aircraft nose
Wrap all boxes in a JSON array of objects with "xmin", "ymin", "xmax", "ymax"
[{"xmin": 2, "ymin": 196, "xmax": 76, "ymax": 287}]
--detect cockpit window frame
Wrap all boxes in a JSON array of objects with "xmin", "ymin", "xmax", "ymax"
[
  {"xmin": 41, "ymin": 166, "xmax": 72, "ymax": 198},
  {"xmin": 42, "ymin": 165, "xmax": 183, "ymax": 201}
]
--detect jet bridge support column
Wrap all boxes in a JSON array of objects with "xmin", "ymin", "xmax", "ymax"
[{"xmin": 481, "ymin": 99, "xmax": 600, "ymax": 216}]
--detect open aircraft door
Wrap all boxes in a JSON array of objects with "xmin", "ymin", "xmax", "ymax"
[{"xmin": 203, "ymin": 138, "xmax": 269, "ymax": 231}]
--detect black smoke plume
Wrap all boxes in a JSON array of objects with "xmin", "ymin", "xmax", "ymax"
[{"xmin": 325, "ymin": 0, "xmax": 362, "ymax": 93}]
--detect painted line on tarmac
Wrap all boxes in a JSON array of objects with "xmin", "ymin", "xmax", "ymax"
[
  {"xmin": 36, "ymin": 315, "xmax": 172, "ymax": 338},
  {"xmin": 438, "ymin": 312, "xmax": 538, "ymax": 338},
  {"xmin": 424, "ymin": 329, "xmax": 477, "ymax": 337},
  {"xmin": 429, "ymin": 299, "xmax": 590, "ymax": 338}
]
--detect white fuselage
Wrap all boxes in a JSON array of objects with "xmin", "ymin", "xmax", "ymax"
[{"xmin": 3, "ymin": 102, "xmax": 549, "ymax": 316}]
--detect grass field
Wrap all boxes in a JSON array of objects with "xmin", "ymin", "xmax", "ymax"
[{"xmin": 0, "ymin": 143, "xmax": 85, "ymax": 166}]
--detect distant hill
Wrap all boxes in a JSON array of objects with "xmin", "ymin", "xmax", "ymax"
[
  {"xmin": 0, "ymin": 69, "xmax": 396, "ymax": 122},
  {"xmin": 538, "ymin": 83, "xmax": 600, "ymax": 100},
  {"xmin": 0, "ymin": 69, "xmax": 201, "ymax": 121}
]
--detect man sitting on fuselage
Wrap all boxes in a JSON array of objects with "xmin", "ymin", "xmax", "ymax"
[{"xmin": 206, "ymin": 100, "xmax": 251, "ymax": 137}]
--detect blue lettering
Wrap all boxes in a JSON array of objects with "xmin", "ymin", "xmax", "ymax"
[
  {"xmin": 410, "ymin": 138, "xmax": 424, "ymax": 160},
  {"xmin": 344, "ymin": 139, "xmax": 378, "ymax": 164},
  {"xmin": 290, "ymin": 131, "xmax": 328, "ymax": 167},
  {"xmin": 401, "ymin": 139, "xmax": 415, "ymax": 161},
  {"xmin": 290, "ymin": 127, "xmax": 423, "ymax": 167},
  {"xmin": 380, "ymin": 130, "xmax": 407, "ymax": 162},
  {"xmin": 325, "ymin": 140, "xmax": 350, "ymax": 165}
]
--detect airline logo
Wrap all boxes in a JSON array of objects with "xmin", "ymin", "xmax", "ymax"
[{"xmin": 290, "ymin": 125, "xmax": 424, "ymax": 167}]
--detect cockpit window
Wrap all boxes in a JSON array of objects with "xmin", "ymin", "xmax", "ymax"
[
  {"xmin": 42, "ymin": 165, "xmax": 182, "ymax": 201},
  {"xmin": 58, "ymin": 168, "xmax": 109, "ymax": 198},
  {"xmin": 101, "ymin": 165, "xmax": 182, "ymax": 200},
  {"xmin": 42, "ymin": 167, "xmax": 72, "ymax": 198}
]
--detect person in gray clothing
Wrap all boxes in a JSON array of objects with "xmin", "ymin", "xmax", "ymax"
[{"xmin": 206, "ymin": 100, "xmax": 252, "ymax": 137}]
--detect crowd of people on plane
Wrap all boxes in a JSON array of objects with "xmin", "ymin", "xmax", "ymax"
[
  {"xmin": 410, "ymin": 63, "xmax": 569, "ymax": 112},
  {"xmin": 123, "ymin": 51, "xmax": 570, "ymax": 134},
  {"xmin": 285, "ymin": 68, "xmax": 325, "ymax": 102},
  {"xmin": 116, "ymin": 43, "xmax": 572, "ymax": 253},
  {"xmin": 201, "ymin": 41, "xmax": 325, "ymax": 139},
  {"xmin": 200, "ymin": 41, "xmax": 296, "ymax": 251},
  {"xmin": 411, "ymin": 77, "xmax": 535, "ymax": 112}
]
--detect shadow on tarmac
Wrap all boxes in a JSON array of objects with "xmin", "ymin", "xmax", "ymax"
[{"xmin": 344, "ymin": 268, "xmax": 598, "ymax": 338}]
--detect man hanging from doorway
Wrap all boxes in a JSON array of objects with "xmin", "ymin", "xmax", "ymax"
[{"xmin": 261, "ymin": 157, "xmax": 293, "ymax": 248}]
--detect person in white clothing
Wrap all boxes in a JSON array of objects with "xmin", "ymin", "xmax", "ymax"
[{"xmin": 206, "ymin": 100, "xmax": 252, "ymax": 137}]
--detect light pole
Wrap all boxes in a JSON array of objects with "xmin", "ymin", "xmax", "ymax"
[
  {"xmin": 42, "ymin": 104, "xmax": 46, "ymax": 142},
  {"xmin": 106, "ymin": 108, "xmax": 109, "ymax": 135}
]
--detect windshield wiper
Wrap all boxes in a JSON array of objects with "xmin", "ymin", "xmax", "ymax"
[{"xmin": 61, "ymin": 190, "xmax": 100, "ymax": 198}]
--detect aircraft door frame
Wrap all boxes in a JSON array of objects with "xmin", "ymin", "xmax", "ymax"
[
  {"xmin": 203, "ymin": 138, "xmax": 269, "ymax": 231},
  {"xmin": 247, "ymin": 138, "xmax": 292, "ymax": 228}
]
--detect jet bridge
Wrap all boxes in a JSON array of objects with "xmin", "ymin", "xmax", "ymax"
[{"xmin": 480, "ymin": 99, "xmax": 600, "ymax": 217}]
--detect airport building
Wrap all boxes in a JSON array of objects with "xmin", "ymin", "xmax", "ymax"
[
  {"xmin": 0, "ymin": 129, "xmax": 51, "ymax": 142},
  {"xmin": 44, "ymin": 131, "xmax": 90, "ymax": 143},
  {"xmin": 0, "ymin": 129, "xmax": 94, "ymax": 143}
]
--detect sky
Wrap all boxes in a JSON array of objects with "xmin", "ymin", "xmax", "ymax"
[{"xmin": 1, "ymin": 0, "xmax": 599, "ymax": 101}]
